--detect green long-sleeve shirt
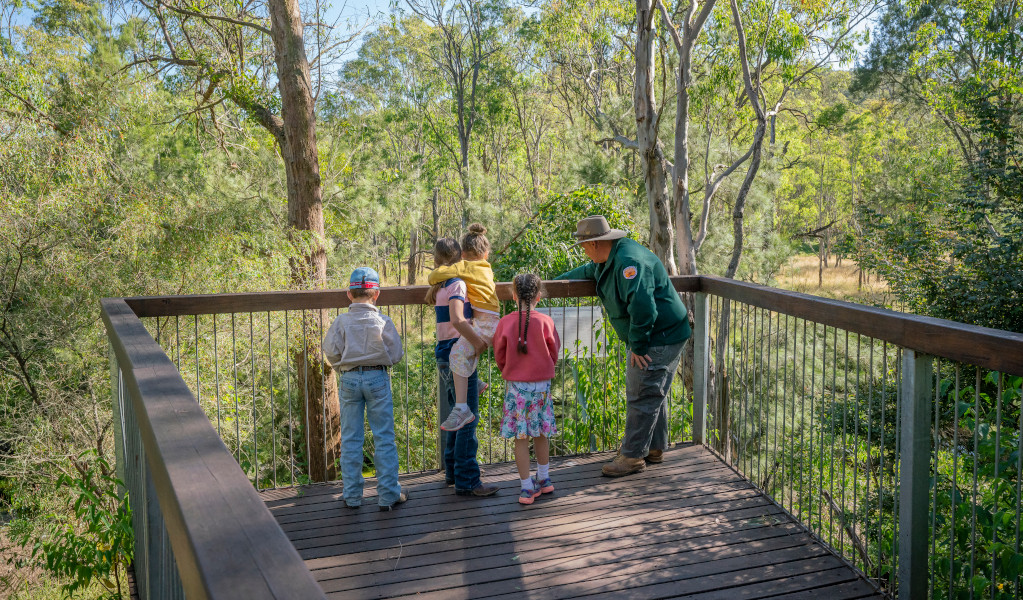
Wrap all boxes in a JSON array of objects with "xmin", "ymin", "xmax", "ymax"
[{"xmin": 556, "ymin": 238, "xmax": 691, "ymax": 355}]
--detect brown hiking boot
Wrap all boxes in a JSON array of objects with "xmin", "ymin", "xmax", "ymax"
[
  {"xmin": 601, "ymin": 455, "xmax": 646, "ymax": 477},
  {"xmin": 645, "ymin": 449, "xmax": 664, "ymax": 464}
]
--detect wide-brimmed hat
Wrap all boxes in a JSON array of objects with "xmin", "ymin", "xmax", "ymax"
[{"xmin": 572, "ymin": 215, "xmax": 627, "ymax": 245}]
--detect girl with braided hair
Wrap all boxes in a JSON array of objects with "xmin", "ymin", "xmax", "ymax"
[{"xmin": 494, "ymin": 273, "xmax": 561, "ymax": 505}]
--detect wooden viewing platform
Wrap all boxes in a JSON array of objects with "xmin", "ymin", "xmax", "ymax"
[{"xmin": 261, "ymin": 445, "xmax": 884, "ymax": 599}]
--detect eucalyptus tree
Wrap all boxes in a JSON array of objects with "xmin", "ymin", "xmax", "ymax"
[
  {"xmin": 402, "ymin": 0, "xmax": 513, "ymax": 220},
  {"xmin": 656, "ymin": 0, "xmax": 876, "ymax": 279},
  {"xmin": 127, "ymin": 0, "xmax": 360, "ymax": 481}
]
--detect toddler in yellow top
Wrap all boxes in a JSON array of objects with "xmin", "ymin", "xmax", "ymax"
[{"xmin": 430, "ymin": 223, "xmax": 499, "ymax": 432}]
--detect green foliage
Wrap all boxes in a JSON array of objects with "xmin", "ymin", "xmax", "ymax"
[
  {"xmin": 22, "ymin": 452, "xmax": 132, "ymax": 599},
  {"xmin": 494, "ymin": 185, "xmax": 636, "ymax": 281}
]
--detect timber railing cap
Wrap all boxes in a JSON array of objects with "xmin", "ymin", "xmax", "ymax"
[
  {"xmin": 101, "ymin": 298, "xmax": 327, "ymax": 600},
  {"xmin": 122, "ymin": 272, "xmax": 1022, "ymax": 374},
  {"xmin": 700, "ymin": 276, "xmax": 1023, "ymax": 375}
]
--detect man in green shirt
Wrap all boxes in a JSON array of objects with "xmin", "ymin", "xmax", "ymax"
[{"xmin": 556, "ymin": 215, "xmax": 692, "ymax": 476}]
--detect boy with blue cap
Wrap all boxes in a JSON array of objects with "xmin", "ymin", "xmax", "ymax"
[{"xmin": 322, "ymin": 267, "xmax": 407, "ymax": 510}]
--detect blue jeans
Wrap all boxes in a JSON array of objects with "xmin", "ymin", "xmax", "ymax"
[
  {"xmin": 338, "ymin": 369, "xmax": 402, "ymax": 507},
  {"xmin": 437, "ymin": 361, "xmax": 482, "ymax": 490},
  {"xmin": 622, "ymin": 342, "xmax": 686, "ymax": 458}
]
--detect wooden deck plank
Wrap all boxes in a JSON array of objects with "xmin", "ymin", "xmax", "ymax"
[
  {"xmin": 309, "ymin": 504, "xmax": 789, "ymax": 580},
  {"xmin": 277, "ymin": 459, "xmax": 735, "ymax": 532},
  {"xmin": 262, "ymin": 445, "xmax": 885, "ymax": 600}
]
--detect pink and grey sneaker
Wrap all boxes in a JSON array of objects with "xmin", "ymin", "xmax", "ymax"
[
  {"xmin": 518, "ymin": 481, "xmax": 541, "ymax": 505},
  {"xmin": 534, "ymin": 476, "xmax": 554, "ymax": 494},
  {"xmin": 439, "ymin": 407, "xmax": 476, "ymax": 431},
  {"xmin": 479, "ymin": 381, "xmax": 490, "ymax": 395}
]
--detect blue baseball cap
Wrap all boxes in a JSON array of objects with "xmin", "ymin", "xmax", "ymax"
[{"xmin": 349, "ymin": 267, "xmax": 380, "ymax": 289}]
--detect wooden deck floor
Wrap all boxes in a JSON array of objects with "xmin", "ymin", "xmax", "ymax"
[{"xmin": 261, "ymin": 445, "xmax": 884, "ymax": 600}]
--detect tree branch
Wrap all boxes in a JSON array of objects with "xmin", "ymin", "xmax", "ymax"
[{"xmin": 155, "ymin": 0, "xmax": 272, "ymax": 36}]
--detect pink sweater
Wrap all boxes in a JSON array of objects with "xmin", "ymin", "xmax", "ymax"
[{"xmin": 494, "ymin": 311, "xmax": 561, "ymax": 382}]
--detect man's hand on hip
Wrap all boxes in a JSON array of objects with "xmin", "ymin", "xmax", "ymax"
[{"xmin": 629, "ymin": 351, "xmax": 651, "ymax": 369}]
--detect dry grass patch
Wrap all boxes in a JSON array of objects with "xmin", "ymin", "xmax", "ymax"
[{"xmin": 775, "ymin": 254, "xmax": 894, "ymax": 307}]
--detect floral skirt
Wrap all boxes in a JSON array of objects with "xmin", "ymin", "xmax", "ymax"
[{"xmin": 500, "ymin": 380, "xmax": 558, "ymax": 440}]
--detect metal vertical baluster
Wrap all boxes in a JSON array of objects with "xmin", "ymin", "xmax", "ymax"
[
  {"xmin": 1014, "ymin": 365, "xmax": 1023, "ymax": 600},
  {"xmin": 175, "ymin": 315, "xmax": 181, "ymax": 370},
  {"xmin": 932, "ymin": 358, "xmax": 942, "ymax": 595},
  {"xmin": 952, "ymin": 364, "xmax": 961, "ymax": 597},
  {"xmin": 402, "ymin": 304, "xmax": 410, "ymax": 471},
  {"xmin": 214, "ymin": 314, "xmax": 221, "ymax": 436},
  {"xmin": 879, "ymin": 341, "xmax": 888, "ymax": 582},
  {"xmin": 318, "ymin": 310, "xmax": 328, "ymax": 481},
  {"xmin": 301, "ymin": 312, "xmax": 311, "ymax": 483},
  {"xmin": 195, "ymin": 315, "xmax": 200, "ymax": 406},
  {"xmin": 268, "ymin": 312, "xmax": 276, "ymax": 489},
  {"xmin": 599, "ymin": 302, "xmax": 608, "ymax": 453},
  {"xmin": 798, "ymin": 318, "xmax": 808, "ymax": 522},
  {"xmin": 852, "ymin": 333, "xmax": 862, "ymax": 570},
  {"xmin": 840, "ymin": 330, "xmax": 849, "ymax": 557},
  {"xmin": 232, "ymin": 313, "xmax": 240, "ymax": 464},
  {"xmin": 251, "ymin": 313, "xmax": 258, "ymax": 487},
  {"xmin": 759, "ymin": 306, "xmax": 768, "ymax": 488},
  {"xmin": 970, "ymin": 369, "xmax": 981, "ymax": 600},
  {"xmin": 1015, "ymin": 367, "xmax": 1022, "ymax": 600},
  {"xmin": 420, "ymin": 304, "xmax": 427, "ymax": 470},
  {"xmin": 991, "ymin": 371, "xmax": 1003, "ymax": 597},
  {"xmin": 812, "ymin": 323, "xmax": 820, "ymax": 534},
  {"xmin": 827, "ymin": 326, "xmax": 838, "ymax": 546},
  {"xmin": 286, "ymin": 311, "xmax": 294, "ymax": 487},
  {"xmin": 866, "ymin": 336, "xmax": 875, "ymax": 578},
  {"xmin": 784, "ymin": 313, "xmax": 793, "ymax": 513}
]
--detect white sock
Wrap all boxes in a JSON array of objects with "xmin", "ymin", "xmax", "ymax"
[
  {"xmin": 520, "ymin": 478, "xmax": 534, "ymax": 491},
  {"xmin": 537, "ymin": 463, "xmax": 550, "ymax": 481},
  {"xmin": 453, "ymin": 404, "xmax": 469, "ymax": 412}
]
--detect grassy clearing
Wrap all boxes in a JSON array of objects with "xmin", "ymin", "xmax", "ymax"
[{"xmin": 775, "ymin": 254, "xmax": 895, "ymax": 308}]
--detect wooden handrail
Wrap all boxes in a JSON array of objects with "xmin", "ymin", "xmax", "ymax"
[
  {"xmin": 123, "ymin": 274, "xmax": 1023, "ymax": 374},
  {"xmin": 702, "ymin": 276, "xmax": 1023, "ymax": 375},
  {"xmin": 101, "ymin": 298, "xmax": 327, "ymax": 600}
]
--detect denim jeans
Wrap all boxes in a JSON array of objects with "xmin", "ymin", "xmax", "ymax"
[
  {"xmin": 437, "ymin": 360, "xmax": 482, "ymax": 490},
  {"xmin": 621, "ymin": 342, "xmax": 686, "ymax": 458},
  {"xmin": 338, "ymin": 369, "xmax": 402, "ymax": 507}
]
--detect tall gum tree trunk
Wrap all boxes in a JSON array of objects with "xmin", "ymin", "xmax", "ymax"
[
  {"xmin": 635, "ymin": 0, "xmax": 678, "ymax": 275},
  {"xmin": 269, "ymin": 0, "xmax": 340, "ymax": 482}
]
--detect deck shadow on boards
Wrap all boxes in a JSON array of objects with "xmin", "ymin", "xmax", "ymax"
[{"xmin": 261, "ymin": 445, "xmax": 885, "ymax": 600}]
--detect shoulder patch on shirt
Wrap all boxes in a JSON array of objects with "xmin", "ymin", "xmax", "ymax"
[{"xmin": 623, "ymin": 266, "xmax": 638, "ymax": 280}]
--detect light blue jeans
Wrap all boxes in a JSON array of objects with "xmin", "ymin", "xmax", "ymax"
[{"xmin": 338, "ymin": 369, "xmax": 402, "ymax": 507}]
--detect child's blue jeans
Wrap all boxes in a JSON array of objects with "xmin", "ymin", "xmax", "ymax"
[
  {"xmin": 338, "ymin": 369, "xmax": 402, "ymax": 507},
  {"xmin": 437, "ymin": 360, "xmax": 482, "ymax": 491}
]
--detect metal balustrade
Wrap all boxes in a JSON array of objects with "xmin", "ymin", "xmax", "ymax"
[{"xmin": 102, "ymin": 276, "xmax": 1023, "ymax": 599}]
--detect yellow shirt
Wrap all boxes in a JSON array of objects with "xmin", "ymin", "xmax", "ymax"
[{"xmin": 427, "ymin": 260, "xmax": 500, "ymax": 314}]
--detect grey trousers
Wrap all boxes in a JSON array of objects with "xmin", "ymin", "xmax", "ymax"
[{"xmin": 621, "ymin": 342, "xmax": 685, "ymax": 458}]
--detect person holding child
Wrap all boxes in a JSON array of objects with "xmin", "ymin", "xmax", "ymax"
[
  {"xmin": 322, "ymin": 267, "xmax": 408, "ymax": 511},
  {"xmin": 425, "ymin": 238, "xmax": 499, "ymax": 497},
  {"xmin": 494, "ymin": 273, "xmax": 561, "ymax": 505},
  {"xmin": 556, "ymin": 216, "xmax": 692, "ymax": 478},
  {"xmin": 427, "ymin": 224, "xmax": 501, "ymax": 433}
]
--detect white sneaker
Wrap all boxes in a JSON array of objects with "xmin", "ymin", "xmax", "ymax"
[{"xmin": 440, "ymin": 408, "xmax": 476, "ymax": 431}]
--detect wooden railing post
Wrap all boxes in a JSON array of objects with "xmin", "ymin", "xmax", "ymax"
[
  {"xmin": 692, "ymin": 292, "xmax": 710, "ymax": 445},
  {"xmin": 899, "ymin": 349, "xmax": 933, "ymax": 600}
]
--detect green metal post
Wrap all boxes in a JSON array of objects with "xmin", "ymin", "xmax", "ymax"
[
  {"xmin": 899, "ymin": 349, "xmax": 933, "ymax": 600},
  {"xmin": 693, "ymin": 292, "xmax": 710, "ymax": 445}
]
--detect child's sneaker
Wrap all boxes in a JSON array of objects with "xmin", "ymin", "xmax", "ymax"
[
  {"xmin": 518, "ymin": 481, "xmax": 541, "ymax": 505},
  {"xmin": 534, "ymin": 476, "xmax": 554, "ymax": 494},
  {"xmin": 440, "ymin": 407, "xmax": 476, "ymax": 431},
  {"xmin": 479, "ymin": 381, "xmax": 490, "ymax": 395}
]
